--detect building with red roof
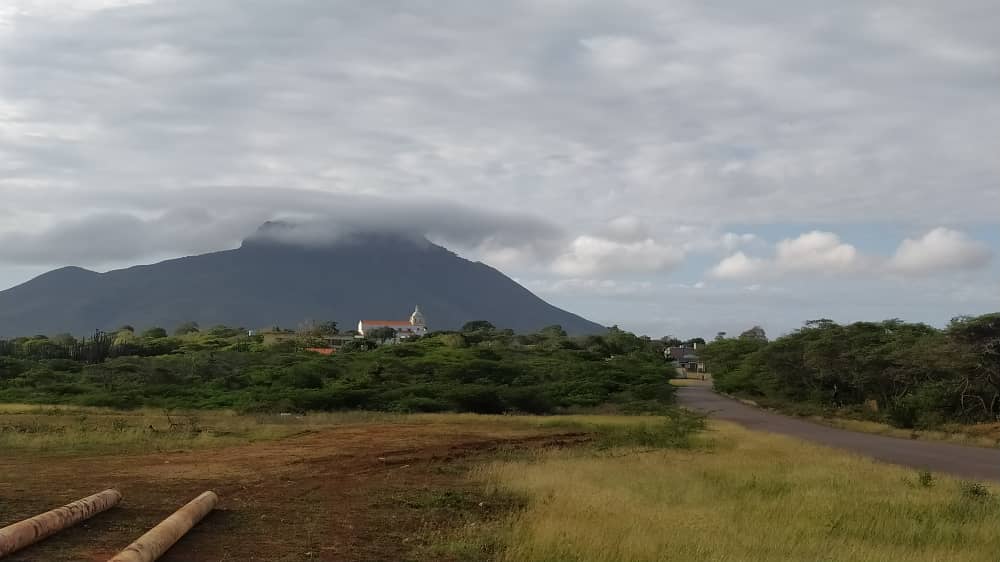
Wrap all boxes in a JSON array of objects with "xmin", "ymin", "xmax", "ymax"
[{"xmin": 357, "ymin": 305, "xmax": 427, "ymax": 339}]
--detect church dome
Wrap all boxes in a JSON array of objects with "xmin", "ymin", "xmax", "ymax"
[{"xmin": 410, "ymin": 305, "xmax": 426, "ymax": 326}]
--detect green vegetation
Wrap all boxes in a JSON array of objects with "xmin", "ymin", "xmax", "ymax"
[
  {"xmin": 443, "ymin": 420, "xmax": 1000, "ymax": 562},
  {"xmin": 0, "ymin": 325, "xmax": 674, "ymax": 414},
  {"xmin": 703, "ymin": 313, "xmax": 1000, "ymax": 429}
]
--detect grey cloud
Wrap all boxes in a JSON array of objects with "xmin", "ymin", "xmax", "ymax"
[
  {"xmin": 0, "ymin": 188, "xmax": 562, "ymax": 266},
  {"xmin": 0, "ymin": 0, "xmax": 998, "ymax": 333},
  {"xmin": 2, "ymin": 0, "xmax": 998, "ymax": 228}
]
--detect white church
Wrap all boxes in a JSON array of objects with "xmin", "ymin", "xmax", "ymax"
[{"xmin": 357, "ymin": 305, "xmax": 428, "ymax": 339}]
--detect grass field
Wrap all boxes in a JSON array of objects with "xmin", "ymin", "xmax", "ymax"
[
  {"xmin": 5, "ymin": 404, "xmax": 1000, "ymax": 561},
  {"xmin": 449, "ymin": 421, "xmax": 1000, "ymax": 562},
  {"xmin": 0, "ymin": 403, "xmax": 404, "ymax": 454},
  {"xmin": 0, "ymin": 404, "xmax": 697, "ymax": 455}
]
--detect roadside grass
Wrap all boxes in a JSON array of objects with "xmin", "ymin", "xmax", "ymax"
[
  {"xmin": 813, "ymin": 417, "xmax": 1000, "ymax": 449},
  {"xmin": 444, "ymin": 421, "xmax": 1000, "ymax": 562},
  {"xmin": 731, "ymin": 395, "xmax": 1000, "ymax": 449}
]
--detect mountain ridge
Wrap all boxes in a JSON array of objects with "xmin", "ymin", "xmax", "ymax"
[{"xmin": 0, "ymin": 228, "xmax": 606, "ymax": 337}]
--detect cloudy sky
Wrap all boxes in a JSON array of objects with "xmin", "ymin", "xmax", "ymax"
[{"xmin": 1, "ymin": 0, "xmax": 997, "ymax": 338}]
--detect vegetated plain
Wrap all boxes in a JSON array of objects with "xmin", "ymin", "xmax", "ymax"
[{"xmin": 4, "ymin": 318, "xmax": 1000, "ymax": 561}]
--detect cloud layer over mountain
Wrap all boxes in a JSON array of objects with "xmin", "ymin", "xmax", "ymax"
[{"xmin": 0, "ymin": 0, "xmax": 997, "ymax": 336}]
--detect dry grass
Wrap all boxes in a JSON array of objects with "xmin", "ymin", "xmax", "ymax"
[
  {"xmin": 813, "ymin": 417, "xmax": 1000, "ymax": 449},
  {"xmin": 456, "ymin": 421, "xmax": 1000, "ymax": 562},
  {"xmin": 0, "ymin": 405, "xmax": 680, "ymax": 455},
  {"xmin": 0, "ymin": 404, "xmax": 407, "ymax": 454}
]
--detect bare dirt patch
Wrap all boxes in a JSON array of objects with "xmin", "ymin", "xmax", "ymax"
[{"xmin": 0, "ymin": 422, "xmax": 587, "ymax": 561}]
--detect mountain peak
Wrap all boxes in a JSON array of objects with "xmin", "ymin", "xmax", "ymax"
[
  {"xmin": 0, "ymin": 227, "xmax": 605, "ymax": 337},
  {"xmin": 240, "ymin": 221, "xmax": 436, "ymax": 252}
]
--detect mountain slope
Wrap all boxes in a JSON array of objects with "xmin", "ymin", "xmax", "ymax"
[{"xmin": 0, "ymin": 231, "xmax": 606, "ymax": 337}]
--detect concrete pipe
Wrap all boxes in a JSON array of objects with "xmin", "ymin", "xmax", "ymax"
[
  {"xmin": 0, "ymin": 489, "xmax": 122, "ymax": 558},
  {"xmin": 107, "ymin": 491, "xmax": 218, "ymax": 562}
]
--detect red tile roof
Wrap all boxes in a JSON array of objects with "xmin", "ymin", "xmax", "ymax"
[
  {"xmin": 360, "ymin": 320, "xmax": 413, "ymax": 326},
  {"xmin": 305, "ymin": 347, "xmax": 335, "ymax": 355}
]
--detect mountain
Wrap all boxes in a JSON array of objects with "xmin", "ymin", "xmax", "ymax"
[{"xmin": 0, "ymin": 225, "xmax": 607, "ymax": 337}]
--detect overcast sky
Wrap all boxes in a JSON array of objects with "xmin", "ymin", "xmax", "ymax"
[{"xmin": 1, "ymin": 0, "xmax": 997, "ymax": 338}]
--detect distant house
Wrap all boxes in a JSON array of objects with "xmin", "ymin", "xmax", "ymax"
[
  {"xmin": 666, "ymin": 344, "xmax": 706, "ymax": 373},
  {"xmin": 358, "ymin": 305, "xmax": 428, "ymax": 339}
]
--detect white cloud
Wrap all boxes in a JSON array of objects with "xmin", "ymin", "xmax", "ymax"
[
  {"xmin": 552, "ymin": 235, "xmax": 684, "ymax": 277},
  {"xmin": 711, "ymin": 252, "xmax": 767, "ymax": 279},
  {"xmin": 711, "ymin": 231, "xmax": 863, "ymax": 280},
  {"xmin": 712, "ymin": 228, "xmax": 992, "ymax": 281},
  {"xmin": 888, "ymin": 227, "xmax": 992, "ymax": 275},
  {"xmin": 526, "ymin": 278, "xmax": 655, "ymax": 297},
  {"xmin": 774, "ymin": 231, "xmax": 862, "ymax": 273}
]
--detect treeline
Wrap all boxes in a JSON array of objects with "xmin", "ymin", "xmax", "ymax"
[
  {"xmin": 0, "ymin": 324, "xmax": 675, "ymax": 415},
  {"xmin": 703, "ymin": 313, "xmax": 1000, "ymax": 428},
  {"xmin": 0, "ymin": 324, "xmax": 254, "ymax": 363}
]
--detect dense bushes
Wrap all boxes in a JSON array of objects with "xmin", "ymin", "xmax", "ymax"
[
  {"xmin": 0, "ymin": 327, "xmax": 675, "ymax": 414},
  {"xmin": 704, "ymin": 313, "xmax": 1000, "ymax": 428}
]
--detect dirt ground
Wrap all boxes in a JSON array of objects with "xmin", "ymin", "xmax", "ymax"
[{"xmin": 0, "ymin": 422, "xmax": 586, "ymax": 562}]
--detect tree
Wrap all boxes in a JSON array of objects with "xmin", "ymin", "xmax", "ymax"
[
  {"xmin": 683, "ymin": 337, "xmax": 706, "ymax": 346},
  {"xmin": 462, "ymin": 320, "xmax": 496, "ymax": 333},
  {"xmin": 207, "ymin": 325, "xmax": 240, "ymax": 338},
  {"xmin": 51, "ymin": 333, "xmax": 77, "ymax": 347},
  {"xmin": 118, "ymin": 325, "xmax": 135, "ymax": 334},
  {"xmin": 739, "ymin": 326, "xmax": 768, "ymax": 342},
  {"xmin": 948, "ymin": 313, "xmax": 1000, "ymax": 420},
  {"xmin": 174, "ymin": 321, "xmax": 200, "ymax": 336},
  {"xmin": 317, "ymin": 321, "xmax": 339, "ymax": 335},
  {"xmin": 539, "ymin": 325, "xmax": 567, "ymax": 338},
  {"xmin": 142, "ymin": 327, "xmax": 168, "ymax": 339},
  {"xmin": 368, "ymin": 327, "xmax": 397, "ymax": 344},
  {"xmin": 660, "ymin": 336, "xmax": 682, "ymax": 347},
  {"xmin": 715, "ymin": 331, "xmax": 728, "ymax": 341}
]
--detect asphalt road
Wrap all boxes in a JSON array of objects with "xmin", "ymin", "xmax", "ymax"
[{"xmin": 677, "ymin": 384, "xmax": 1000, "ymax": 482}]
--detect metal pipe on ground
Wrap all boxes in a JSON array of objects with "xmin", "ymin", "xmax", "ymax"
[
  {"xmin": 0, "ymin": 489, "xmax": 122, "ymax": 559},
  {"xmin": 107, "ymin": 491, "xmax": 218, "ymax": 562}
]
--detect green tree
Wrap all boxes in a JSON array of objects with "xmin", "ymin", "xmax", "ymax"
[
  {"xmin": 660, "ymin": 336, "xmax": 682, "ymax": 347},
  {"xmin": 739, "ymin": 326, "xmax": 767, "ymax": 342},
  {"xmin": 174, "ymin": 321, "xmax": 200, "ymax": 336},
  {"xmin": 141, "ymin": 327, "xmax": 168, "ymax": 339},
  {"xmin": 462, "ymin": 320, "xmax": 496, "ymax": 333},
  {"xmin": 539, "ymin": 325, "xmax": 568, "ymax": 338},
  {"xmin": 51, "ymin": 333, "xmax": 77, "ymax": 347},
  {"xmin": 368, "ymin": 327, "xmax": 397, "ymax": 344}
]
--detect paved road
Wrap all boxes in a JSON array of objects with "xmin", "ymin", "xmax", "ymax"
[{"xmin": 677, "ymin": 384, "xmax": 1000, "ymax": 482}]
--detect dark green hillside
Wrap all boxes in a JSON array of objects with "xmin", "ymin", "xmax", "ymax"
[{"xmin": 0, "ymin": 227, "xmax": 606, "ymax": 337}]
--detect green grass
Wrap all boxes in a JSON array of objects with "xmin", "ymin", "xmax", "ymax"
[{"xmin": 446, "ymin": 421, "xmax": 1000, "ymax": 562}]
